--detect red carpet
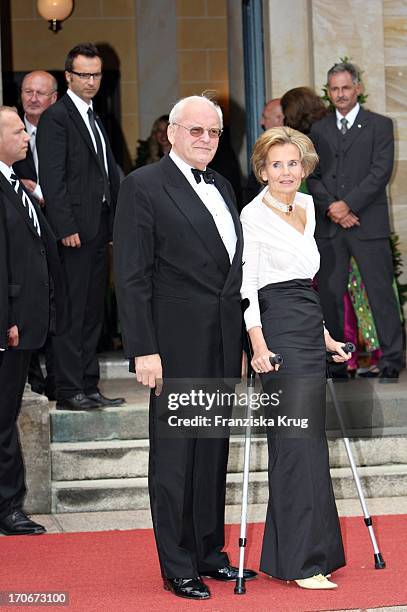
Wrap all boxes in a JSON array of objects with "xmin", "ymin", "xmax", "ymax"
[{"xmin": 0, "ymin": 515, "xmax": 406, "ymax": 611}]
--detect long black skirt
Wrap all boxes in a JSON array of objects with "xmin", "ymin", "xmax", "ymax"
[{"xmin": 258, "ymin": 279, "xmax": 345, "ymax": 580}]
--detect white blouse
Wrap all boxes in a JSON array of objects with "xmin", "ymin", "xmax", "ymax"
[{"xmin": 241, "ymin": 187, "xmax": 321, "ymax": 330}]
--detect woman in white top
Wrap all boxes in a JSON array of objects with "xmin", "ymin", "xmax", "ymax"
[{"xmin": 241, "ymin": 127, "xmax": 350, "ymax": 590}]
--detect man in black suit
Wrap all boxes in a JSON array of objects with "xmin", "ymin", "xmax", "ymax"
[
  {"xmin": 308, "ymin": 62, "xmax": 403, "ymax": 381},
  {"xmin": 114, "ymin": 95, "xmax": 256, "ymax": 600},
  {"xmin": 37, "ymin": 43, "xmax": 124, "ymax": 410},
  {"xmin": 14, "ymin": 70, "xmax": 58, "ymax": 399},
  {"xmin": 0, "ymin": 106, "xmax": 65, "ymax": 535},
  {"xmin": 0, "ymin": 198, "xmax": 8, "ymax": 364}
]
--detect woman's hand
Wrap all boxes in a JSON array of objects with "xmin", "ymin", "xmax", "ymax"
[
  {"xmin": 251, "ymin": 347, "xmax": 279, "ymax": 374},
  {"xmin": 248, "ymin": 326, "xmax": 280, "ymax": 374},
  {"xmin": 325, "ymin": 333, "xmax": 351, "ymax": 363}
]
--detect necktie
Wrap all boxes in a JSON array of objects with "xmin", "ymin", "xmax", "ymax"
[
  {"xmin": 191, "ymin": 168, "xmax": 215, "ymax": 184},
  {"xmin": 10, "ymin": 173, "xmax": 41, "ymax": 236},
  {"xmin": 340, "ymin": 117, "xmax": 348, "ymax": 135},
  {"xmin": 87, "ymin": 108, "xmax": 111, "ymax": 205}
]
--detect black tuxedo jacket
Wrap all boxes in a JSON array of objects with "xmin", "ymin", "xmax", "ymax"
[
  {"xmin": 0, "ymin": 172, "xmax": 66, "ymax": 350},
  {"xmin": 113, "ymin": 155, "xmax": 244, "ymax": 379},
  {"xmin": 36, "ymin": 93, "xmax": 120, "ymax": 242},
  {"xmin": 13, "ymin": 146, "xmax": 37, "ymax": 183},
  {"xmin": 308, "ymin": 107, "xmax": 394, "ymax": 239}
]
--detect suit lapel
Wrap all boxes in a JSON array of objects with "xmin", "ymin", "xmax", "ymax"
[
  {"xmin": 0, "ymin": 172, "xmax": 42, "ymax": 240},
  {"xmin": 342, "ymin": 107, "xmax": 368, "ymax": 153},
  {"xmin": 62, "ymin": 94, "xmax": 100, "ymax": 166},
  {"xmin": 25, "ymin": 147, "xmax": 37, "ymax": 180},
  {"xmin": 161, "ymin": 156, "xmax": 231, "ymax": 277}
]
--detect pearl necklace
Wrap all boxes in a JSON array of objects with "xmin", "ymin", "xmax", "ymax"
[{"xmin": 262, "ymin": 191, "xmax": 295, "ymax": 215}]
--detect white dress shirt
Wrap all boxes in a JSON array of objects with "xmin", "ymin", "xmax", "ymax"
[
  {"xmin": 24, "ymin": 116, "xmax": 43, "ymax": 201},
  {"xmin": 0, "ymin": 160, "xmax": 41, "ymax": 237},
  {"xmin": 336, "ymin": 102, "xmax": 360, "ymax": 131},
  {"xmin": 241, "ymin": 188, "xmax": 320, "ymax": 330},
  {"xmin": 67, "ymin": 89, "xmax": 109, "ymax": 175},
  {"xmin": 169, "ymin": 150, "xmax": 237, "ymax": 264}
]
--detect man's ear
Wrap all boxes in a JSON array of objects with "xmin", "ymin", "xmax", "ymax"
[
  {"xmin": 167, "ymin": 124, "xmax": 176, "ymax": 146},
  {"xmin": 65, "ymin": 71, "xmax": 71, "ymax": 87}
]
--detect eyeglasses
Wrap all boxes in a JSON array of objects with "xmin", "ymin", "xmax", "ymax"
[
  {"xmin": 22, "ymin": 89, "xmax": 55, "ymax": 99},
  {"xmin": 69, "ymin": 71, "xmax": 103, "ymax": 81},
  {"xmin": 172, "ymin": 123, "xmax": 222, "ymax": 138}
]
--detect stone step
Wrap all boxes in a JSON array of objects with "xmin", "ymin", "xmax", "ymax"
[
  {"xmin": 99, "ymin": 352, "xmax": 132, "ymax": 380},
  {"xmin": 51, "ymin": 463, "xmax": 407, "ymax": 513},
  {"xmin": 51, "ymin": 435, "xmax": 407, "ymax": 481},
  {"xmin": 50, "ymin": 379, "xmax": 407, "ymax": 443}
]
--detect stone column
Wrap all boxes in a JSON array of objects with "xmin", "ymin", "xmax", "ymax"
[
  {"xmin": 263, "ymin": 0, "xmax": 314, "ymax": 97},
  {"xmin": 312, "ymin": 0, "xmax": 385, "ymax": 111}
]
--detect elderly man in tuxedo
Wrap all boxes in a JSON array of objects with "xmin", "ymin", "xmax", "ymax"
[
  {"xmin": 114, "ymin": 95, "xmax": 256, "ymax": 600},
  {"xmin": 0, "ymin": 106, "xmax": 65, "ymax": 535},
  {"xmin": 14, "ymin": 70, "xmax": 58, "ymax": 399},
  {"xmin": 308, "ymin": 61, "xmax": 403, "ymax": 381},
  {"xmin": 37, "ymin": 43, "xmax": 124, "ymax": 410}
]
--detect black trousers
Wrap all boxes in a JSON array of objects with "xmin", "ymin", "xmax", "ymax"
[
  {"xmin": 52, "ymin": 210, "xmax": 109, "ymax": 400},
  {"xmin": 0, "ymin": 350, "xmax": 31, "ymax": 520},
  {"xmin": 317, "ymin": 232, "xmax": 403, "ymax": 370},
  {"xmin": 148, "ymin": 391, "xmax": 230, "ymax": 579},
  {"xmin": 28, "ymin": 338, "xmax": 54, "ymax": 396}
]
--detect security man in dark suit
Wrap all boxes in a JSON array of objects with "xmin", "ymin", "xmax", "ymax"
[
  {"xmin": 0, "ymin": 105, "xmax": 65, "ymax": 535},
  {"xmin": 37, "ymin": 43, "xmax": 124, "ymax": 410},
  {"xmin": 308, "ymin": 61, "xmax": 403, "ymax": 381},
  {"xmin": 14, "ymin": 70, "xmax": 58, "ymax": 399},
  {"xmin": 114, "ymin": 95, "xmax": 256, "ymax": 600}
]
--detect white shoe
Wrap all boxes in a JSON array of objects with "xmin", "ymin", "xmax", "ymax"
[{"xmin": 295, "ymin": 574, "xmax": 337, "ymax": 589}]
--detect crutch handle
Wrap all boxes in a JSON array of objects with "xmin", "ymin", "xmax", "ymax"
[
  {"xmin": 327, "ymin": 342, "xmax": 355, "ymax": 362},
  {"xmin": 270, "ymin": 353, "xmax": 283, "ymax": 366}
]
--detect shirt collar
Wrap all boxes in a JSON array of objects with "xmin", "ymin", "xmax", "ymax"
[
  {"xmin": 169, "ymin": 150, "xmax": 207, "ymax": 185},
  {"xmin": 336, "ymin": 102, "xmax": 360, "ymax": 128},
  {"xmin": 24, "ymin": 116, "xmax": 37, "ymax": 135},
  {"xmin": 0, "ymin": 161, "xmax": 13, "ymax": 181},
  {"xmin": 67, "ymin": 88, "xmax": 93, "ymax": 117}
]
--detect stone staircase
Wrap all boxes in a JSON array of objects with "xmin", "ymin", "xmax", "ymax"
[{"xmin": 49, "ymin": 353, "xmax": 407, "ymax": 514}]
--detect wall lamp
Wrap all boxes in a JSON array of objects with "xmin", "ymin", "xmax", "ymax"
[{"xmin": 37, "ymin": 0, "xmax": 74, "ymax": 33}]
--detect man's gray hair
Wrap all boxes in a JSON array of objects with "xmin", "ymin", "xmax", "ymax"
[
  {"xmin": 169, "ymin": 95, "xmax": 223, "ymax": 128},
  {"xmin": 327, "ymin": 62, "xmax": 361, "ymax": 85}
]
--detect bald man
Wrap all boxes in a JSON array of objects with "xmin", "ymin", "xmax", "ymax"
[
  {"xmin": 14, "ymin": 71, "xmax": 58, "ymax": 204},
  {"xmin": 260, "ymin": 98, "xmax": 284, "ymax": 131},
  {"xmin": 245, "ymin": 98, "xmax": 284, "ymax": 203},
  {"xmin": 13, "ymin": 71, "xmax": 58, "ymax": 400}
]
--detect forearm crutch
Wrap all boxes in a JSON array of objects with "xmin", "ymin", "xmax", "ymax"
[
  {"xmin": 327, "ymin": 342, "xmax": 385, "ymax": 569},
  {"xmin": 235, "ymin": 351, "xmax": 283, "ymax": 595}
]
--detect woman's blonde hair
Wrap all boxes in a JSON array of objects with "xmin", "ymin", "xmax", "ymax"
[{"xmin": 252, "ymin": 126, "xmax": 319, "ymax": 184}]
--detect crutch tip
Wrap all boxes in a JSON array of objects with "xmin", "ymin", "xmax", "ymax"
[
  {"xmin": 374, "ymin": 553, "xmax": 386, "ymax": 569},
  {"xmin": 234, "ymin": 577, "xmax": 246, "ymax": 594}
]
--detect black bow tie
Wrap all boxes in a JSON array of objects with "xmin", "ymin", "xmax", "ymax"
[{"xmin": 191, "ymin": 168, "xmax": 215, "ymax": 184}]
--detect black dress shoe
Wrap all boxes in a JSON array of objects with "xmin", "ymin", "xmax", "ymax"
[
  {"xmin": 86, "ymin": 391, "xmax": 125, "ymax": 407},
  {"xmin": 202, "ymin": 564, "xmax": 257, "ymax": 581},
  {"xmin": 379, "ymin": 367, "xmax": 399, "ymax": 383},
  {"xmin": 163, "ymin": 577, "xmax": 210, "ymax": 600},
  {"xmin": 0, "ymin": 510, "xmax": 46, "ymax": 535},
  {"xmin": 56, "ymin": 393, "xmax": 102, "ymax": 411}
]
